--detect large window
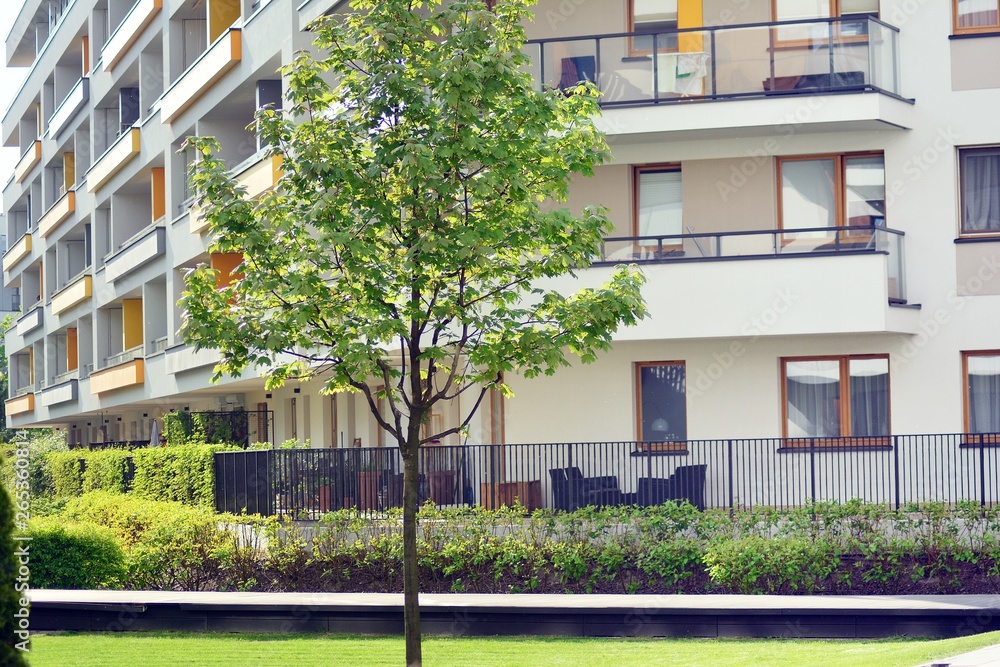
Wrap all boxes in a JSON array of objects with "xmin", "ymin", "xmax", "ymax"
[
  {"xmin": 782, "ymin": 355, "xmax": 890, "ymax": 439},
  {"xmin": 636, "ymin": 362, "xmax": 687, "ymax": 442},
  {"xmin": 629, "ymin": 0, "xmax": 679, "ymax": 52},
  {"xmin": 778, "ymin": 154, "xmax": 885, "ymax": 232},
  {"xmin": 954, "ymin": 0, "xmax": 1000, "ymax": 34},
  {"xmin": 772, "ymin": 0, "xmax": 879, "ymax": 40},
  {"xmin": 964, "ymin": 352, "xmax": 1000, "ymax": 435},
  {"xmin": 960, "ymin": 147, "xmax": 1000, "ymax": 235},
  {"xmin": 633, "ymin": 165, "xmax": 682, "ymax": 238}
]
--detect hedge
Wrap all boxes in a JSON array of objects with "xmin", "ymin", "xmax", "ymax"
[
  {"xmin": 19, "ymin": 519, "xmax": 125, "ymax": 589},
  {"xmin": 41, "ymin": 444, "xmax": 236, "ymax": 509},
  {"xmin": 36, "ymin": 497, "xmax": 1000, "ymax": 595},
  {"xmin": 131, "ymin": 444, "xmax": 233, "ymax": 508}
]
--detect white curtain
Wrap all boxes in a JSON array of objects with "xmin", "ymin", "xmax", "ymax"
[
  {"xmin": 785, "ymin": 360, "xmax": 840, "ymax": 437},
  {"xmin": 969, "ymin": 355, "xmax": 1000, "ymax": 433},
  {"xmin": 849, "ymin": 359, "xmax": 889, "ymax": 437},
  {"xmin": 963, "ymin": 152, "xmax": 1000, "ymax": 232}
]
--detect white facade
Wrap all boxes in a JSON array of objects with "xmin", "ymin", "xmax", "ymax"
[{"xmin": 3, "ymin": 0, "xmax": 1000, "ymax": 454}]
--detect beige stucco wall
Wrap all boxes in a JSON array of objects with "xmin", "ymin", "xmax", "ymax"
[
  {"xmin": 951, "ymin": 36, "xmax": 1000, "ymax": 91},
  {"xmin": 956, "ymin": 242, "xmax": 1000, "ymax": 296},
  {"xmin": 564, "ymin": 165, "xmax": 632, "ymax": 235},
  {"xmin": 682, "ymin": 157, "xmax": 776, "ymax": 234}
]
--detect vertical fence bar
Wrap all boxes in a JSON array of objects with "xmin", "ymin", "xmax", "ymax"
[
  {"xmin": 980, "ymin": 433, "xmax": 987, "ymax": 507},
  {"xmin": 893, "ymin": 435, "xmax": 901, "ymax": 510},
  {"xmin": 727, "ymin": 439, "xmax": 734, "ymax": 510}
]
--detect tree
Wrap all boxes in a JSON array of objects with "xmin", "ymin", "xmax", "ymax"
[{"xmin": 181, "ymin": 1, "xmax": 646, "ymax": 664}]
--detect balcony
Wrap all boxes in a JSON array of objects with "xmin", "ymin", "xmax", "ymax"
[
  {"xmin": 39, "ymin": 190, "xmax": 76, "ymax": 237},
  {"xmin": 14, "ymin": 141, "xmax": 41, "ymax": 183},
  {"xmin": 48, "ymin": 77, "xmax": 89, "ymax": 138},
  {"xmin": 544, "ymin": 225, "xmax": 916, "ymax": 340},
  {"xmin": 2, "ymin": 233, "xmax": 32, "ymax": 272},
  {"xmin": 5, "ymin": 393, "xmax": 34, "ymax": 417},
  {"xmin": 104, "ymin": 225, "xmax": 165, "ymax": 282},
  {"xmin": 51, "ymin": 272, "xmax": 92, "ymax": 315},
  {"xmin": 36, "ymin": 377, "xmax": 78, "ymax": 407},
  {"xmin": 87, "ymin": 128, "xmax": 141, "ymax": 193},
  {"xmin": 102, "ymin": 0, "xmax": 162, "ymax": 71},
  {"xmin": 160, "ymin": 28, "xmax": 242, "ymax": 124},
  {"xmin": 524, "ymin": 17, "xmax": 911, "ymax": 140},
  {"xmin": 165, "ymin": 343, "xmax": 220, "ymax": 375},
  {"xmin": 90, "ymin": 355, "xmax": 144, "ymax": 394},
  {"xmin": 191, "ymin": 152, "xmax": 282, "ymax": 234},
  {"xmin": 15, "ymin": 306, "xmax": 42, "ymax": 336}
]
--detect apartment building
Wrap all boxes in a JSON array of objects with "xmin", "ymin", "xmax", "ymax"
[{"xmin": 3, "ymin": 0, "xmax": 999, "ymax": 455}]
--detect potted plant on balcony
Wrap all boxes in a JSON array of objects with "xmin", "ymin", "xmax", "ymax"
[{"xmin": 356, "ymin": 457, "xmax": 383, "ymax": 511}]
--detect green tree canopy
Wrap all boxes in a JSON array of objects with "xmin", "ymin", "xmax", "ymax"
[{"xmin": 181, "ymin": 1, "xmax": 646, "ymax": 663}]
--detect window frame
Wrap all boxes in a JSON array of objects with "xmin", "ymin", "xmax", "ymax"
[
  {"xmin": 780, "ymin": 353, "xmax": 891, "ymax": 446},
  {"xmin": 776, "ymin": 152, "xmax": 886, "ymax": 234},
  {"xmin": 632, "ymin": 163, "xmax": 683, "ymax": 253},
  {"xmin": 958, "ymin": 146, "xmax": 1000, "ymax": 237},
  {"xmin": 962, "ymin": 350, "xmax": 1000, "ymax": 442},
  {"xmin": 634, "ymin": 360, "xmax": 688, "ymax": 452},
  {"xmin": 627, "ymin": 0, "xmax": 680, "ymax": 56},
  {"xmin": 770, "ymin": 0, "xmax": 880, "ymax": 47},
  {"xmin": 952, "ymin": 0, "xmax": 1000, "ymax": 35}
]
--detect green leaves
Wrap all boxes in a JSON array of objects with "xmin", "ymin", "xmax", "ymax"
[{"xmin": 180, "ymin": 0, "xmax": 647, "ymax": 448}]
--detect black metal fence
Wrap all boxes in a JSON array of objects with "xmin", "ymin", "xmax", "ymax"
[
  {"xmin": 214, "ymin": 434, "xmax": 1000, "ymax": 519},
  {"xmin": 167, "ymin": 409, "xmax": 274, "ymax": 448}
]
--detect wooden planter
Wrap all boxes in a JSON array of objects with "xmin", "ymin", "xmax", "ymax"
[{"xmin": 356, "ymin": 471, "xmax": 382, "ymax": 510}]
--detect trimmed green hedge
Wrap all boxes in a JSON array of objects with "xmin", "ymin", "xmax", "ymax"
[
  {"xmin": 131, "ymin": 444, "xmax": 232, "ymax": 508},
  {"xmin": 41, "ymin": 444, "xmax": 236, "ymax": 508},
  {"xmin": 20, "ymin": 519, "xmax": 125, "ymax": 589},
  {"xmin": 0, "ymin": 486, "xmax": 29, "ymax": 664}
]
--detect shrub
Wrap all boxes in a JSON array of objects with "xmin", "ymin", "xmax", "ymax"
[
  {"xmin": 704, "ymin": 535, "xmax": 843, "ymax": 594},
  {"xmin": 0, "ymin": 486, "xmax": 29, "ymax": 664},
  {"xmin": 131, "ymin": 444, "xmax": 235, "ymax": 508},
  {"xmin": 46, "ymin": 451, "xmax": 85, "ymax": 498},
  {"xmin": 20, "ymin": 518, "xmax": 125, "ymax": 589},
  {"xmin": 82, "ymin": 448, "xmax": 132, "ymax": 495},
  {"xmin": 1, "ymin": 430, "xmax": 67, "ymax": 500}
]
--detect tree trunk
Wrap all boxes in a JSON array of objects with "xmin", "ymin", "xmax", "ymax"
[{"xmin": 402, "ymin": 439, "xmax": 422, "ymax": 666}]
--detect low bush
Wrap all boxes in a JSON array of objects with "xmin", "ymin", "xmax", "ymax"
[
  {"xmin": 81, "ymin": 449, "xmax": 132, "ymax": 495},
  {"xmin": 21, "ymin": 519, "xmax": 125, "ymax": 589}
]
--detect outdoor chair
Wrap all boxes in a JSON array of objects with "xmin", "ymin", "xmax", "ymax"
[
  {"xmin": 548, "ymin": 466, "xmax": 622, "ymax": 511},
  {"xmin": 632, "ymin": 464, "xmax": 707, "ymax": 510}
]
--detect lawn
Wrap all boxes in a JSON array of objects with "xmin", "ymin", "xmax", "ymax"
[{"xmin": 24, "ymin": 631, "xmax": 1000, "ymax": 667}]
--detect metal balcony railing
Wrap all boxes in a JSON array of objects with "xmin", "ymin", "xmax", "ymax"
[
  {"xmin": 103, "ymin": 345, "xmax": 143, "ymax": 369},
  {"xmin": 596, "ymin": 225, "xmax": 906, "ymax": 303},
  {"xmin": 524, "ymin": 16, "xmax": 902, "ymax": 107}
]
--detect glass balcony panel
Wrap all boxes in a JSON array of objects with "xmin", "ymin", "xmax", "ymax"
[{"xmin": 526, "ymin": 17, "xmax": 901, "ymax": 106}]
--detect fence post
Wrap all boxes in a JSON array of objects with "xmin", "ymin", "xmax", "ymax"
[
  {"xmin": 980, "ymin": 433, "xmax": 987, "ymax": 508},
  {"xmin": 809, "ymin": 437, "xmax": 816, "ymax": 504},
  {"xmin": 893, "ymin": 435, "xmax": 900, "ymax": 511},
  {"xmin": 727, "ymin": 439, "xmax": 734, "ymax": 511}
]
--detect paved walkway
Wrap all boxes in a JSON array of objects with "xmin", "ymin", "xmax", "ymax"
[{"xmin": 919, "ymin": 644, "xmax": 1000, "ymax": 666}]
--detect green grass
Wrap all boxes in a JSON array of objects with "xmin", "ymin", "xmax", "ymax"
[{"xmin": 23, "ymin": 631, "xmax": 1000, "ymax": 667}]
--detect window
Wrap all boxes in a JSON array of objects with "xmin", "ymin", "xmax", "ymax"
[
  {"xmin": 963, "ymin": 352, "xmax": 1000, "ymax": 436},
  {"xmin": 959, "ymin": 147, "xmax": 1000, "ymax": 235},
  {"xmin": 954, "ymin": 0, "xmax": 1000, "ymax": 34},
  {"xmin": 772, "ymin": 0, "xmax": 878, "ymax": 41},
  {"xmin": 778, "ymin": 154, "xmax": 885, "ymax": 235},
  {"xmin": 782, "ymin": 355, "xmax": 889, "ymax": 440},
  {"xmin": 633, "ymin": 165, "xmax": 683, "ymax": 239},
  {"xmin": 629, "ymin": 0, "xmax": 679, "ymax": 52},
  {"xmin": 773, "ymin": 0, "xmax": 879, "ymax": 21},
  {"xmin": 635, "ymin": 362, "xmax": 687, "ymax": 443}
]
